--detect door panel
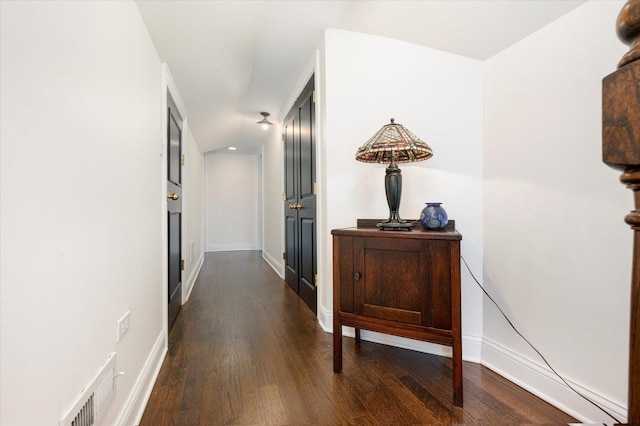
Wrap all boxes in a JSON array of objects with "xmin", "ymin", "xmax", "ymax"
[
  {"xmin": 284, "ymin": 114, "xmax": 299, "ymax": 291},
  {"xmin": 351, "ymin": 237, "xmax": 450, "ymax": 329},
  {"xmin": 284, "ymin": 119, "xmax": 296, "ymax": 200},
  {"xmin": 283, "ymin": 76, "xmax": 317, "ymax": 313},
  {"xmin": 362, "ymin": 247, "xmax": 422, "ymax": 324},
  {"xmin": 359, "ymin": 238, "xmax": 424, "ymax": 325},
  {"xmin": 299, "ymin": 217, "xmax": 315, "ymax": 305},
  {"xmin": 167, "ymin": 210, "xmax": 181, "ymax": 328},
  {"xmin": 168, "ymin": 113, "xmax": 181, "ymax": 185},
  {"xmin": 299, "ymin": 92, "xmax": 314, "ymax": 198},
  {"xmin": 167, "ymin": 105, "xmax": 182, "ymax": 331},
  {"xmin": 285, "ymin": 215, "xmax": 298, "ymax": 291}
]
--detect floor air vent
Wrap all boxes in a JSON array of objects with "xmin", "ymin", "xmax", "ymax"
[{"xmin": 59, "ymin": 353, "xmax": 117, "ymax": 426}]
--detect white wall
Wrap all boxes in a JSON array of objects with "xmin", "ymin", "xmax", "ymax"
[
  {"xmin": 483, "ymin": 1, "xmax": 630, "ymax": 422},
  {"xmin": 320, "ymin": 29, "xmax": 485, "ymax": 360},
  {"xmin": 0, "ymin": 2, "xmax": 166, "ymax": 425},
  {"xmin": 205, "ymin": 152, "xmax": 260, "ymax": 251},
  {"xmin": 184, "ymin": 126, "xmax": 205, "ymax": 300},
  {"xmin": 262, "ymin": 124, "xmax": 285, "ymax": 276}
]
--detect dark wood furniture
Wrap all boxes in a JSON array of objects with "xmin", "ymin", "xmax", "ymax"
[
  {"xmin": 602, "ymin": 0, "xmax": 639, "ymax": 422},
  {"xmin": 331, "ymin": 220, "xmax": 463, "ymax": 406}
]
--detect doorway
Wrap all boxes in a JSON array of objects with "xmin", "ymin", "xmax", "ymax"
[{"xmin": 284, "ymin": 76, "xmax": 317, "ymax": 313}]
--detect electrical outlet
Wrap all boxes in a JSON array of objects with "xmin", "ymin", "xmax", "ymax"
[{"xmin": 116, "ymin": 311, "xmax": 130, "ymax": 342}]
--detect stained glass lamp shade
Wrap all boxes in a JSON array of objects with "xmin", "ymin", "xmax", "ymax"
[{"xmin": 355, "ymin": 118, "xmax": 433, "ymax": 230}]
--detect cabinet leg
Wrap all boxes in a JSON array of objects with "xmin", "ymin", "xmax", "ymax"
[
  {"xmin": 333, "ymin": 323, "xmax": 342, "ymax": 373},
  {"xmin": 355, "ymin": 328, "xmax": 361, "ymax": 343},
  {"xmin": 453, "ymin": 384, "xmax": 463, "ymax": 406},
  {"xmin": 452, "ymin": 342, "xmax": 463, "ymax": 407}
]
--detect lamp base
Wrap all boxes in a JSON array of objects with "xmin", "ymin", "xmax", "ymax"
[{"xmin": 377, "ymin": 220, "xmax": 413, "ymax": 231}]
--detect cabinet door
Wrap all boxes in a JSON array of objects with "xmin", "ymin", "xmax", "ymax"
[{"xmin": 354, "ymin": 237, "xmax": 429, "ymax": 325}]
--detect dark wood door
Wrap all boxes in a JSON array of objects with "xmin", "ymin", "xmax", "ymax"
[
  {"xmin": 167, "ymin": 104, "xmax": 182, "ymax": 331},
  {"xmin": 284, "ymin": 76, "xmax": 316, "ymax": 313}
]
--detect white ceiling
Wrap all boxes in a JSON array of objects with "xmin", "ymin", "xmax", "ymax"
[{"xmin": 135, "ymin": 0, "xmax": 586, "ymax": 155}]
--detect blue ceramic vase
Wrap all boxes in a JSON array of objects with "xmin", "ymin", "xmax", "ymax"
[{"xmin": 420, "ymin": 203, "xmax": 448, "ymax": 230}]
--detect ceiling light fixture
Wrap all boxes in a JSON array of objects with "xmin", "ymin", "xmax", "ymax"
[
  {"xmin": 227, "ymin": 146, "xmax": 237, "ymax": 151},
  {"xmin": 257, "ymin": 112, "xmax": 273, "ymax": 130}
]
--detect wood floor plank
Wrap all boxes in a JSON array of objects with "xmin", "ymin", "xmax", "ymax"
[{"xmin": 140, "ymin": 251, "xmax": 577, "ymax": 425}]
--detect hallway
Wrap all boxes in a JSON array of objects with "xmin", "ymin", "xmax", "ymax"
[{"xmin": 140, "ymin": 251, "xmax": 575, "ymax": 425}]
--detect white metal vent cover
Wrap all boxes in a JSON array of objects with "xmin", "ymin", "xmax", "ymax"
[{"xmin": 59, "ymin": 352, "xmax": 117, "ymax": 426}]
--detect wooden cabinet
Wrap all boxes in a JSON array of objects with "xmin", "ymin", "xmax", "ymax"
[{"xmin": 332, "ymin": 221, "xmax": 463, "ymax": 406}]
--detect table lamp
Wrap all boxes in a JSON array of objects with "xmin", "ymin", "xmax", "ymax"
[{"xmin": 355, "ymin": 118, "xmax": 433, "ymax": 230}]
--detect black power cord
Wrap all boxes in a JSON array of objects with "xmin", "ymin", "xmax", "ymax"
[{"xmin": 460, "ymin": 255, "xmax": 622, "ymax": 425}]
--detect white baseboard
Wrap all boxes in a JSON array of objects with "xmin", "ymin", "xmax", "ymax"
[
  {"xmin": 262, "ymin": 250, "xmax": 284, "ymax": 279},
  {"xmin": 317, "ymin": 309, "xmax": 481, "ymax": 362},
  {"xmin": 205, "ymin": 244, "xmax": 259, "ymax": 252},
  {"xmin": 462, "ymin": 334, "xmax": 482, "ymax": 361},
  {"xmin": 183, "ymin": 253, "xmax": 204, "ymax": 303},
  {"xmin": 318, "ymin": 304, "xmax": 332, "ymax": 333},
  {"xmin": 116, "ymin": 331, "xmax": 168, "ymax": 426},
  {"xmin": 482, "ymin": 337, "xmax": 627, "ymax": 425}
]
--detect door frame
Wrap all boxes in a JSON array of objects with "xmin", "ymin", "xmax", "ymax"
[
  {"xmin": 161, "ymin": 64, "xmax": 187, "ymax": 344},
  {"xmin": 278, "ymin": 52, "xmax": 327, "ymax": 325},
  {"xmin": 283, "ymin": 76, "xmax": 317, "ymax": 312}
]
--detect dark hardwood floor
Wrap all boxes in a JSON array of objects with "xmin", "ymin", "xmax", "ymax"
[{"xmin": 140, "ymin": 251, "xmax": 576, "ymax": 425}]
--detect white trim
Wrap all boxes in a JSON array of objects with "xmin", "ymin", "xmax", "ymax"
[
  {"xmin": 261, "ymin": 145, "xmax": 265, "ymax": 255},
  {"xmin": 183, "ymin": 252, "xmax": 204, "ymax": 303},
  {"xmin": 312, "ymin": 47, "xmax": 328, "ymax": 331},
  {"xmin": 115, "ymin": 331, "xmax": 168, "ymax": 426},
  {"xmin": 481, "ymin": 337, "xmax": 627, "ymax": 424},
  {"xmin": 318, "ymin": 304, "xmax": 332, "ymax": 333},
  {"xmin": 462, "ymin": 334, "xmax": 482, "ymax": 361},
  {"xmin": 160, "ymin": 66, "xmax": 169, "ymax": 355},
  {"xmin": 179, "ymin": 119, "xmax": 190, "ymax": 305},
  {"xmin": 206, "ymin": 244, "xmax": 261, "ymax": 252},
  {"xmin": 262, "ymin": 250, "xmax": 284, "ymax": 279},
  {"xmin": 164, "ymin": 64, "xmax": 187, "ymax": 119},
  {"xmin": 258, "ymin": 153, "xmax": 264, "ymax": 254}
]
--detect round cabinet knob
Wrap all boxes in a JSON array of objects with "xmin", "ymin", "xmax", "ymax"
[
  {"xmin": 354, "ymin": 272, "xmax": 361, "ymax": 281},
  {"xmin": 167, "ymin": 193, "xmax": 179, "ymax": 200}
]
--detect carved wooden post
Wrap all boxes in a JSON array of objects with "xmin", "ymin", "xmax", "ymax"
[{"xmin": 602, "ymin": 0, "xmax": 640, "ymax": 422}]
